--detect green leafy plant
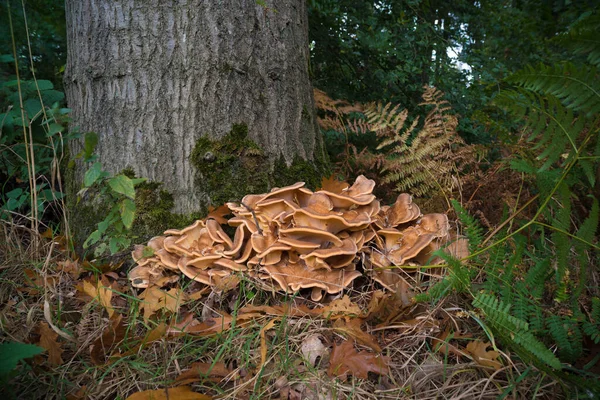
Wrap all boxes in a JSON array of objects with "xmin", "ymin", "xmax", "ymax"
[
  {"xmin": 79, "ymin": 161, "xmax": 144, "ymax": 257},
  {"xmin": 420, "ymin": 16, "xmax": 600, "ymax": 394},
  {"xmin": 0, "ymin": 342, "xmax": 44, "ymax": 378}
]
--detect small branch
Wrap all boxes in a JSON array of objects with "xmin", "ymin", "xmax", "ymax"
[{"xmin": 240, "ymin": 201, "xmax": 263, "ymax": 236}]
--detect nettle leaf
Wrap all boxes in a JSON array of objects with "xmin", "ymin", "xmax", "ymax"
[
  {"xmin": 109, "ymin": 236, "xmax": 130, "ymax": 254},
  {"xmin": 84, "ymin": 162, "xmax": 103, "ymax": 187},
  {"xmin": 83, "ymin": 230, "xmax": 102, "ymax": 248},
  {"xmin": 109, "ymin": 175, "xmax": 136, "ymax": 199},
  {"xmin": 120, "ymin": 198, "xmax": 136, "ymax": 229}
]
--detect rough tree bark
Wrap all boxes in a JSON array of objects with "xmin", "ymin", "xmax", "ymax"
[{"xmin": 64, "ymin": 0, "xmax": 326, "ymax": 219}]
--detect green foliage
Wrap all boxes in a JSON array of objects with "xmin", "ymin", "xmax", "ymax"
[
  {"xmin": 472, "ymin": 293, "xmax": 562, "ymax": 370},
  {"xmin": 434, "ymin": 16, "xmax": 600, "ymax": 391},
  {"xmin": 0, "ymin": 342, "xmax": 44, "ymax": 376},
  {"xmin": 80, "ymin": 162, "xmax": 145, "ymax": 257}
]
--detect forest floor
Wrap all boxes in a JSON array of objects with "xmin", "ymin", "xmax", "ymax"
[{"xmin": 1, "ymin": 222, "xmax": 567, "ymax": 400}]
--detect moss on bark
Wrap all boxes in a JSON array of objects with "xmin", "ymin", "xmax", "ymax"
[
  {"xmin": 190, "ymin": 123, "xmax": 330, "ymax": 212},
  {"xmin": 68, "ymin": 123, "xmax": 329, "ymax": 258}
]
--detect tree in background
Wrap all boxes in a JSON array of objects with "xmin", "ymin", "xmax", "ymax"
[
  {"xmin": 308, "ymin": 0, "xmax": 594, "ymax": 142},
  {"xmin": 64, "ymin": 0, "xmax": 327, "ymax": 221}
]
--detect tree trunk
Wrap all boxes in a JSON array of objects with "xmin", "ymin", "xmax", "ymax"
[{"xmin": 64, "ymin": 0, "xmax": 326, "ymax": 218}]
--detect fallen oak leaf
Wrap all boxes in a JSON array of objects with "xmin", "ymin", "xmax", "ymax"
[
  {"xmin": 318, "ymin": 175, "xmax": 349, "ymax": 194},
  {"xmin": 79, "ymin": 276, "xmax": 115, "ymax": 318},
  {"xmin": 465, "ymin": 340, "xmax": 502, "ymax": 370},
  {"xmin": 432, "ymin": 326, "xmax": 470, "ymax": 358},
  {"xmin": 139, "ymin": 287, "xmax": 187, "ymax": 322},
  {"xmin": 36, "ymin": 322, "xmax": 63, "ymax": 366},
  {"xmin": 321, "ymin": 295, "xmax": 362, "ymax": 318},
  {"xmin": 125, "ymin": 385, "xmax": 212, "ymax": 400},
  {"xmin": 175, "ymin": 361, "xmax": 234, "ymax": 385},
  {"xmin": 333, "ymin": 317, "xmax": 382, "ymax": 353},
  {"xmin": 327, "ymin": 340, "xmax": 390, "ymax": 380},
  {"xmin": 111, "ymin": 323, "xmax": 167, "ymax": 359},
  {"xmin": 300, "ymin": 334, "xmax": 328, "ymax": 367},
  {"xmin": 91, "ymin": 314, "xmax": 126, "ymax": 365},
  {"xmin": 206, "ymin": 204, "xmax": 231, "ymax": 225}
]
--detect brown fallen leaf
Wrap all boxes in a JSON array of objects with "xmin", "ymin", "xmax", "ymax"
[
  {"xmin": 318, "ymin": 175, "xmax": 349, "ymax": 194},
  {"xmin": 169, "ymin": 313, "xmax": 234, "ymax": 336},
  {"xmin": 465, "ymin": 340, "xmax": 502, "ymax": 370},
  {"xmin": 22, "ymin": 268, "xmax": 58, "ymax": 295},
  {"xmin": 259, "ymin": 318, "xmax": 279, "ymax": 370},
  {"xmin": 56, "ymin": 259, "xmax": 83, "ymax": 279},
  {"xmin": 300, "ymin": 334, "xmax": 328, "ymax": 367},
  {"xmin": 139, "ymin": 287, "xmax": 187, "ymax": 321},
  {"xmin": 333, "ymin": 317, "xmax": 382, "ymax": 352},
  {"xmin": 125, "ymin": 386, "xmax": 212, "ymax": 400},
  {"xmin": 206, "ymin": 204, "xmax": 231, "ymax": 225},
  {"xmin": 36, "ymin": 322, "xmax": 63, "ymax": 366},
  {"xmin": 112, "ymin": 323, "xmax": 167, "ymax": 359},
  {"xmin": 321, "ymin": 295, "xmax": 362, "ymax": 318},
  {"xmin": 79, "ymin": 275, "xmax": 116, "ymax": 318},
  {"xmin": 91, "ymin": 314, "xmax": 127, "ymax": 365},
  {"xmin": 175, "ymin": 361, "xmax": 233, "ymax": 385},
  {"xmin": 432, "ymin": 326, "xmax": 471, "ymax": 358},
  {"xmin": 327, "ymin": 340, "xmax": 390, "ymax": 380},
  {"xmin": 65, "ymin": 385, "xmax": 87, "ymax": 400}
]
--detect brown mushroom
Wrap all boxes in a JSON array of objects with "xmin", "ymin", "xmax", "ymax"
[
  {"xmin": 261, "ymin": 260, "xmax": 361, "ymax": 297},
  {"xmin": 279, "ymin": 227, "xmax": 343, "ymax": 247}
]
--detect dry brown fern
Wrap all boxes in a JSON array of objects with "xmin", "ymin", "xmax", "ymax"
[{"xmin": 366, "ymin": 86, "xmax": 480, "ymax": 198}]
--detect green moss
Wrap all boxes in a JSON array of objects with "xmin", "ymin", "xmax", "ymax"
[{"xmin": 190, "ymin": 123, "xmax": 330, "ymax": 212}]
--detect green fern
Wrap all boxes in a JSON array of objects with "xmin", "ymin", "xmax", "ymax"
[
  {"xmin": 582, "ymin": 297, "xmax": 600, "ymax": 344},
  {"xmin": 506, "ymin": 63, "xmax": 600, "ymax": 117},
  {"xmin": 473, "ymin": 293, "xmax": 562, "ymax": 370},
  {"xmin": 555, "ymin": 13, "xmax": 600, "ymax": 67}
]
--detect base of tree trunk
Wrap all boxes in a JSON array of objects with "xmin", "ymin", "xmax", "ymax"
[{"xmin": 67, "ymin": 124, "xmax": 329, "ymax": 259}]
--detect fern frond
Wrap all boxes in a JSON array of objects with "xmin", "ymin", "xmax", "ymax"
[
  {"xmin": 573, "ymin": 199, "xmax": 599, "ymax": 300},
  {"xmin": 473, "ymin": 293, "xmax": 562, "ymax": 370},
  {"xmin": 547, "ymin": 316, "xmax": 583, "ymax": 361},
  {"xmin": 554, "ymin": 13, "xmax": 600, "ymax": 67},
  {"xmin": 452, "ymin": 200, "xmax": 484, "ymax": 251},
  {"xmin": 507, "ymin": 63, "xmax": 600, "ymax": 117}
]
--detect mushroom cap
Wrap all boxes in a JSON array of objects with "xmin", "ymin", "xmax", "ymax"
[
  {"xmin": 255, "ymin": 198, "xmax": 298, "ymax": 220},
  {"xmin": 292, "ymin": 209, "xmax": 365, "ymax": 235},
  {"xmin": 387, "ymin": 194, "xmax": 421, "ymax": 226},
  {"xmin": 234, "ymin": 240, "xmax": 255, "ymax": 264},
  {"xmin": 206, "ymin": 218, "xmax": 234, "ymax": 248},
  {"xmin": 279, "ymin": 226, "xmax": 344, "ymax": 247},
  {"xmin": 164, "ymin": 220, "xmax": 204, "ymax": 236},
  {"xmin": 261, "ymin": 261, "xmax": 361, "ymax": 295},
  {"xmin": 179, "ymin": 261, "xmax": 231, "ymax": 285},
  {"xmin": 184, "ymin": 254, "xmax": 223, "ymax": 270},
  {"xmin": 244, "ymin": 182, "xmax": 306, "ymax": 207},
  {"xmin": 316, "ymin": 175, "xmax": 377, "ymax": 209},
  {"xmin": 228, "ymin": 216, "xmax": 259, "ymax": 234},
  {"xmin": 155, "ymin": 248, "xmax": 180, "ymax": 271},
  {"xmin": 376, "ymin": 227, "xmax": 404, "ymax": 250},
  {"xmin": 276, "ymin": 237, "xmax": 321, "ymax": 254},
  {"xmin": 390, "ymin": 227, "xmax": 437, "ymax": 264},
  {"xmin": 128, "ymin": 265, "xmax": 153, "ymax": 288},
  {"xmin": 345, "ymin": 175, "xmax": 376, "ymax": 197},
  {"xmin": 223, "ymin": 225, "xmax": 246, "ymax": 257},
  {"xmin": 417, "ymin": 213, "xmax": 450, "ymax": 238}
]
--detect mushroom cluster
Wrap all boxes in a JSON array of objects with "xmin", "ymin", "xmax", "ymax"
[{"xmin": 129, "ymin": 175, "xmax": 465, "ymax": 301}]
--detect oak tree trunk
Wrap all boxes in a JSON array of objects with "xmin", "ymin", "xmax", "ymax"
[{"xmin": 64, "ymin": 0, "xmax": 325, "ymax": 216}]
